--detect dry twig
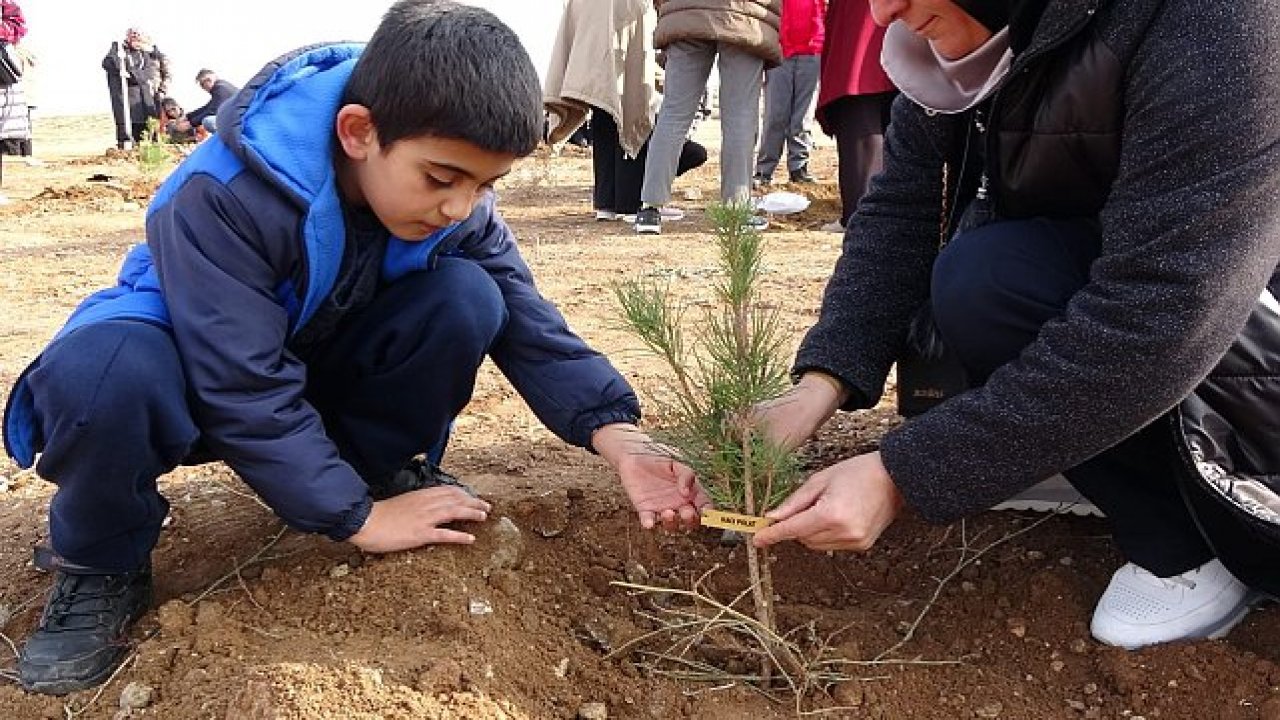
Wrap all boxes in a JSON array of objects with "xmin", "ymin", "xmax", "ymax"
[
  {"xmin": 186, "ymin": 525, "xmax": 287, "ymax": 607},
  {"xmin": 876, "ymin": 512, "xmax": 1062, "ymax": 661}
]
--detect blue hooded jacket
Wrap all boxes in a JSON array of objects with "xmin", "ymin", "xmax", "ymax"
[{"xmin": 4, "ymin": 44, "xmax": 640, "ymax": 540}]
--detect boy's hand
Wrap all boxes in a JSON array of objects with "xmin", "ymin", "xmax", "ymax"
[
  {"xmin": 593, "ymin": 423, "xmax": 710, "ymax": 531},
  {"xmin": 348, "ymin": 487, "xmax": 491, "ymax": 554}
]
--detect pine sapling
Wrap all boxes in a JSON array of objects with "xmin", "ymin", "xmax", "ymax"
[{"xmin": 615, "ymin": 201, "xmax": 803, "ymax": 677}]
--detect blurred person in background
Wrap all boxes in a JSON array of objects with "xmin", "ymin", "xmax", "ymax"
[
  {"xmin": 813, "ymin": 0, "xmax": 896, "ymax": 233},
  {"xmin": 0, "ymin": 0, "xmax": 28, "ymax": 204},
  {"xmin": 753, "ymin": 0, "xmax": 825, "ymax": 188},
  {"xmin": 633, "ymin": 0, "xmax": 781, "ymax": 235},
  {"xmin": 102, "ymin": 27, "xmax": 170, "ymax": 149}
]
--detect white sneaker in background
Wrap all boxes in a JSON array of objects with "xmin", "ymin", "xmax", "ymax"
[
  {"xmin": 594, "ymin": 209, "xmax": 618, "ymax": 221},
  {"xmin": 991, "ymin": 474, "xmax": 1102, "ymax": 517},
  {"xmin": 820, "ymin": 220, "xmax": 845, "ymax": 234},
  {"xmin": 1090, "ymin": 558, "xmax": 1253, "ymax": 649},
  {"xmin": 659, "ymin": 206, "xmax": 685, "ymax": 221}
]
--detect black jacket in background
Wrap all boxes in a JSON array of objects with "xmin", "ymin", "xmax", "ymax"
[{"xmin": 186, "ymin": 78, "xmax": 239, "ymax": 126}]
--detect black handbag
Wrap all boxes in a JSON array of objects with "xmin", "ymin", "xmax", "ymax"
[
  {"xmin": 0, "ymin": 42, "xmax": 24, "ymax": 85},
  {"xmin": 896, "ymin": 304, "xmax": 969, "ymax": 417},
  {"xmin": 895, "ymin": 141, "xmax": 974, "ymax": 418}
]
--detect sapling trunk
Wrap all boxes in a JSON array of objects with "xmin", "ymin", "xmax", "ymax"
[{"xmin": 615, "ymin": 201, "xmax": 803, "ymax": 682}]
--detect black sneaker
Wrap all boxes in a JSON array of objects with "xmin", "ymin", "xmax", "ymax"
[
  {"xmin": 634, "ymin": 206, "xmax": 662, "ymax": 235},
  {"xmin": 789, "ymin": 168, "xmax": 817, "ymax": 184},
  {"xmin": 367, "ymin": 457, "xmax": 476, "ymax": 500},
  {"xmin": 18, "ymin": 566, "xmax": 152, "ymax": 695}
]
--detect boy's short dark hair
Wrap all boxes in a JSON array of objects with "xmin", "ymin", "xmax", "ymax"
[
  {"xmin": 195, "ymin": 68, "xmax": 215, "ymax": 82},
  {"xmin": 342, "ymin": 0, "xmax": 542, "ymax": 156}
]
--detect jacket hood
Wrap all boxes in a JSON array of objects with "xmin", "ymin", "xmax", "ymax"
[{"xmin": 216, "ymin": 43, "xmax": 363, "ymax": 211}]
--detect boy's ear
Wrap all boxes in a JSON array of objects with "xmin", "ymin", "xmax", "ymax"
[{"xmin": 335, "ymin": 104, "xmax": 377, "ymax": 160}]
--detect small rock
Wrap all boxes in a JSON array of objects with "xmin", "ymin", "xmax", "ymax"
[
  {"xmin": 194, "ymin": 600, "xmax": 224, "ymax": 626},
  {"xmin": 531, "ymin": 493, "xmax": 571, "ymax": 537},
  {"xmin": 1066, "ymin": 699, "xmax": 1087, "ymax": 711},
  {"xmin": 961, "ymin": 581, "xmax": 977, "ymax": 593},
  {"xmin": 584, "ymin": 565, "xmax": 616, "ymax": 597},
  {"xmin": 975, "ymin": 701, "xmax": 1003, "ymax": 718},
  {"xmin": 1083, "ymin": 683, "xmax": 1098, "ymax": 695},
  {"xmin": 156, "ymin": 600, "xmax": 194, "ymax": 634},
  {"xmin": 574, "ymin": 618, "xmax": 614, "ymax": 653},
  {"xmin": 578, "ymin": 701, "xmax": 608, "ymax": 719},
  {"xmin": 485, "ymin": 517, "xmax": 525, "ymax": 575},
  {"xmin": 1051, "ymin": 660, "xmax": 1066, "ymax": 673},
  {"xmin": 624, "ymin": 560, "xmax": 649, "ymax": 585},
  {"xmin": 1069, "ymin": 638, "xmax": 1090, "ymax": 654},
  {"xmin": 416, "ymin": 658, "xmax": 465, "ymax": 693},
  {"xmin": 831, "ymin": 681, "xmax": 864, "ymax": 707},
  {"xmin": 1026, "ymin": 550, "xmax": 1046, "ymax": 561},
  {"xmin": 1059, "ymin": 556, "xmax": 1074, "ymax": 566},
  {"xmin": 328, "ymin": 563, "xmax": 351, "ymax": 579},
  {"xmin": 0, "ymin": 602, "xmax": 12, "ymax": 627},
  {"xmin": 554, "ymin": 657, "xmax": 570, "ymax": 678},
  {"xmin": 469, "ymin": 598, "xmax": 494, "ymax": 615},
  {"xmin": 1007, "ymin": 618, "xmax": 1027, "ymax": 638},
  {"xmin": 681, "ymin": 188, "xmax": 703, "ymax": 201},
  {"xmin": 119, "ymin": 682, "xmax": 155, "ymax": 710},
  {"xmin": 487, "ymin": 569, "xmax": 519, "ymax": 594}
]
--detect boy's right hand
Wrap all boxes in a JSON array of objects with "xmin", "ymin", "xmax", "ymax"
[{"xmin": 348, "ymin": 487, "xmax": 491, "ymax": 554}]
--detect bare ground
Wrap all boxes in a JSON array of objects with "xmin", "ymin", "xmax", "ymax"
[{"xmin": 0, "ymin": 116, "xmax": 1277, "ymax": 719}]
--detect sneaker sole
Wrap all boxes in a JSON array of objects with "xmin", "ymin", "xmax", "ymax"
[
  {"xmin": 991, "ymin": 475, "xmax": 1103, "ymax": 517},
  {"xmin": 20, "ymin": 649, "xmax": 130, "ymax": 696},
  {"xmin": 1093, "ymin": 590, "xmax": 1257, "ymax": 649},
  {"xmin": 1203, "ymin": 595, "xmax": 1257, "ymax": 640}
]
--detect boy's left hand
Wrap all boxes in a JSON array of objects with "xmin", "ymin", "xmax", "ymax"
[{"xmin": 592, "ymin": 423, "xmax": 710, "ymax": 531}]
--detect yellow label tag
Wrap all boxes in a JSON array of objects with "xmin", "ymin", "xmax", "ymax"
[{"xmin": 700, "ymin": 509, "xmax": 773, "ymax": 533}]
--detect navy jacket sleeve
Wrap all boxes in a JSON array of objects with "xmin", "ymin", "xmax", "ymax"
[
  {"xmin": 451, "ymin": 195, "xmax": 640, "ymax": 447},
  {"xmin": 147, "ymin": 173, "xmax": 371, "ymax": 539}
]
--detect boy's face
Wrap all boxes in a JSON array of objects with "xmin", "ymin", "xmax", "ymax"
[{"xmin": 336, "ymin": 105, "xmax": 516, "ymax": 241}]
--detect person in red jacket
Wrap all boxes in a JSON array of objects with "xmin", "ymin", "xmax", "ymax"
[
  {"xmin": 0, "ymin": 0, "xmax": 28, "ymax": 204},
  {"xmin": 753, "ymin": 0, "xmax": 825, "ymax": 187},
  {"xmin": 814, "ymin": 0, "xmax": 897, "ymax": 233}
]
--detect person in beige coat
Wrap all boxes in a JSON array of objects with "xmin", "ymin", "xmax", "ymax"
[
  {"xmin": 544, "ymin": 0, "xmax": 708, "ymax": 222},
  {"xmin": 635, "ymin": 0, "xmax": 781, "ymax": 234}
]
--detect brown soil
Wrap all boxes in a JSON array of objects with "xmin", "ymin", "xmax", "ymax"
[{"xmin": 0, "ymin": 116, "xmax": 1277, "ymax": 720}]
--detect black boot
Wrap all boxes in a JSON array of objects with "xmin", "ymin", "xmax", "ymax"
[
  {"xmin": 367, "ymin": 457, "xmax": 476, "ymax": 500},
  {"xmin": 789, "ymin": 167, "xmax": 817, "ymax": 184},
  {"xmin": 19, "ymin": 564, "xmax": 152, "ymax": 695}
]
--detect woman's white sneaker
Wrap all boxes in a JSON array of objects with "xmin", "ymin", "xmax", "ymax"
[{"xmin": 1090, "ymin": 558, "xmax": 1252, "ymax": 649}]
